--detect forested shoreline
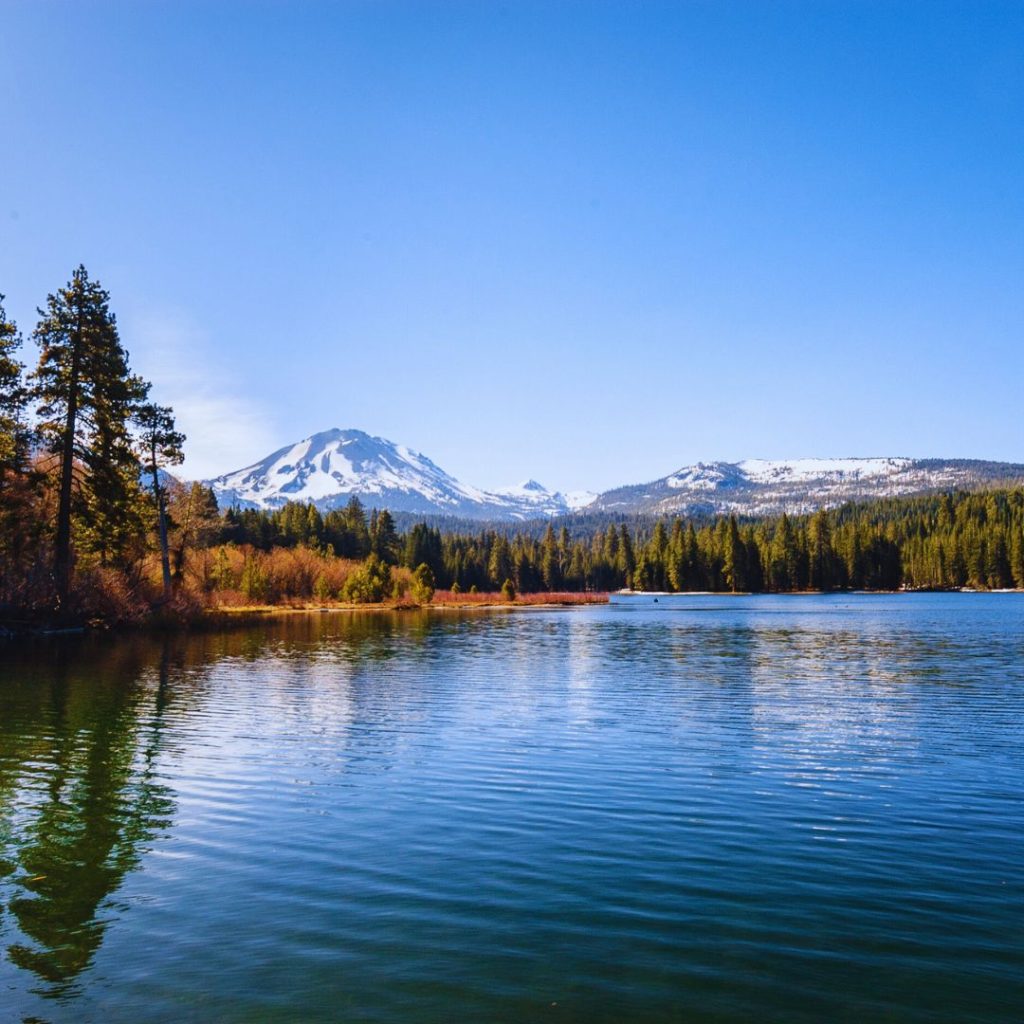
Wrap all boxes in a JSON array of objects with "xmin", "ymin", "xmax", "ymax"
[
  {"xmin": 2, "ymin": 269, "xmax": 1023, "ymax": 632},
  {"xmin": 213, "ymin": 487, "xmax": 1024, "ymax": 599}
]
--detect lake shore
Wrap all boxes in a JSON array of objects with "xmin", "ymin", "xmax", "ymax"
[
  {"xmin": 4, "ymin": 587, "xmax": 1021, "ymax": 641},
  {"xmin": 0, "ymin": 592, "xmax": 611, "ymax": 639}
]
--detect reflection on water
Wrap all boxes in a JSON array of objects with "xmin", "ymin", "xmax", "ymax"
[
  {"xmin": 0, "ymin": 613, "xmax": 449, "ymax": 1001},
  {"xmin": 0, "ymin": 645, "xmax": 177, "ymax": 988},
  {"xmin": 0, "ymin": 598, "xmax": 1022, "ymax": 1024}
]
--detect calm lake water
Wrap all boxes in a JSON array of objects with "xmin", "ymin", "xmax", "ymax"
[{"xmin": 1, "ymin": 594, "xmax": 1022, "ymax": 1023}]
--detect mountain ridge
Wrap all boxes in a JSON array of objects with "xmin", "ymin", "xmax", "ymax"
[
  {"xmin": 591, "ymin": 456, "xmax": 1024, "ymax": 518},
  {"xmin": 205, "ymin": 428, "xmax": 1024, "ymax": 522}
]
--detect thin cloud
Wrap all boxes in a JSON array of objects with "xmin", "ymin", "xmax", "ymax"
[{"xmin": 126, "ymin": 311, "xmax": 279, "ymax": 480}]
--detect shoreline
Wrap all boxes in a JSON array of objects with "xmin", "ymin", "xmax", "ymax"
[
  {"xmin": 0, "ymin": 594, "xmax": 610, "ymax": 640},
  {"xmin": 2, "ymin": 587, "xmax": 1021, "ymax": 642}
]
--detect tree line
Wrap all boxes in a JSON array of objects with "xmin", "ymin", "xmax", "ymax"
[{"xmin": 214, "ymin": 488, "xmax": 1024, "ymax": 596}]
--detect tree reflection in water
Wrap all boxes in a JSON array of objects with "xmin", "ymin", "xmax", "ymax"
[
  {"xmin": 0, "ymin": 641, "xmax": 177, "ymax": 991},
  {"xmin": 0, "ymin": 611, "xmax": 439, "ymax": 995}
]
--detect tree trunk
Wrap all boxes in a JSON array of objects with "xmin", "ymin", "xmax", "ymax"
[
  {"xmin": 54, "ymin": 323, "xmax": 82, "ymax": 612},
  {"xmin": 172, "ymin": 485, "xmax": 195, "ymax": 582},
  {"xmin": 151, "ymin": 448, "xmax": 172, "ymax": 602}
]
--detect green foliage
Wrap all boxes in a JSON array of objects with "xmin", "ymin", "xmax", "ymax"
[
  {"xmin": 213, "ymin": 546, "xmax": 234, "ymax": 591},
  {"xmin": 0, "ymin": 295, "xmax": 43, "ymax": 611},
  {"xmin": 0, "ymin": 294, "xmax": 30, "ymax": 476},
  {"xmin": 240, "ymin": 555, "xmax": 269, "ymax": 602},
  {"xmin": 134, "ymin": 401, "xmax": 185, "ymax": 599},
  {"xmin": 501, "ymin": 577, "xmax": 516, "ymax": 601},
  {"xmin": 170, "ymin": 482, "xmax": 221, "ymax": 583},
  {"xmin": 370, "ymin": 508, "xmax": 400, "ymax": 564},
  {"xmin": 411, "ymin": 562, "xmax": 435, "ymax": 604},
  {"xmin": 168, "ymin": 488, "xmax": 1024, "ymax": 599},
  {"xmin": 342, "ymin": 553, "xmax": 392, "ymax": 603},
  {"xmin": 30, "ymin": 266, "xmax": 150, "ymax": 602},
  {"xmin": 404, "ymin": 523, "xmax": 444, "ymax": 579}
]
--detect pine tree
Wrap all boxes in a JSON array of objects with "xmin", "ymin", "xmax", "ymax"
[
  {"xmin": 723, "ymin": 515, "xmax": 746, "ymax": 592},
  {"xmin": 808, "ymin": 510, "xmax": 836, "ymax": 590},
  {"xmin": 306, "ymin": 504, "xmax": 324, "ymax": 547},
  {"xmin": 770, "ymin": 514, "xmax": 800, "ymax": 591},
  {"xmin": 488, "ymin": 535, "xmax": 513, "ymax": 589},
  {"xmin": 684, "ymin": 523, "xmax": 700, "ymax": 590},
  {"xmin": 619, "ymin": 524, "xmax": 636, "ymax": 587},
  {"xmin": 0, "ymin": 296, "xmax": 41, "ymax": 608},
  {"xmin": 541, "ymin": 523, "xmax": 561, "ymax": 590},
  {"xmin": 31, "ymin": 267, "xmax": 148, "ymax": 607},
  {"xmin": 134, "ymin": 401, "xmax": 185, "ymax": 601},
  {"xmin": 0, "ymin": 294, "xmax": 31, "ymax": 478},
  {"xmin": 1010, "ymin": 530, "xmax": 1024, "ymax": 589},
  {"xmin": 87, "ymin": 383, "xmax": 149, "ymax": 567},
  {"xmin": 647, "ymin": 521, "xmax": 669, "ymax": 590},
  {"xmin": 370, "ymin": 508, "xmax": 399, "ymax": 563}
]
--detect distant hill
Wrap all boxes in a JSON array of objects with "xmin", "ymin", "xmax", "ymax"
[{"xmin": 589, "ymin": 458, "xmax": 1024, "ymax": 517}]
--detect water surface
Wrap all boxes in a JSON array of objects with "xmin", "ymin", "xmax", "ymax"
[{"xmin": 1, "ymin": 595, "xmax": 1022, "ymax": 1022}]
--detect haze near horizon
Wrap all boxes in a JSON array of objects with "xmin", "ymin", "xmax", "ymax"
[{"xmin": 2, "ymin": 1, "xmax": 1021, "ymax": 490}]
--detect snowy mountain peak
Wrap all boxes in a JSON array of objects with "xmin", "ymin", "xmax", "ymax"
[
  {"xmin": 207, "ymin": 428, "xmax": 580, "ymax": 521},
  {"xmin": 497, "ymin": 479, "xmax": 554, "ymax": 498}
]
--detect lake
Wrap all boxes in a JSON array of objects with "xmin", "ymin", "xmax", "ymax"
[{"xmin": 1, "ymin": 594, "xmax": 1022, "ymax": 1023}]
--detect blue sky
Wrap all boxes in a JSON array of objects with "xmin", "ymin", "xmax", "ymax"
[{"xmin": 1, "ymin": 1, "xmax": 1022, "ymax": 490}]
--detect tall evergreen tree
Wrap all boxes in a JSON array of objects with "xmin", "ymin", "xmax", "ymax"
[
  {"xmin": 0, "ymin": 294, "xmax": 30, "ymax": 479},
  {"xmin": 541, "ymin": 523, "xmax": 562, "ymax": 590},
  {"xmin": 488, "ymin": 534, "xmax": 514, "ymax": 588},
  {"xmin": 0, "ymin": 296, "xmax": 41, "ymax": 609},
  {"xmin": 86, "ymin": 389, "xmax": 149, "ymax": 568},
  {"xmin": 134, "ymin": 401, "xmax": 185, "ymax": 601},
  {"xmin": 31, "ymin": 267, "xmax": 146, "ymax": 607},
  {"xmin": 723, "ymin": 515, "xmax": 746, "ymax": 592},
  {"xmin": 370, "ymin": 508, "xmax": 399, "ymax": 564}
]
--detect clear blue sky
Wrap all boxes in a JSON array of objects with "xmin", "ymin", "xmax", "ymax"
[{"xmin": 1, "ymin": 1, "xmax": 1021, "ymax": 491}]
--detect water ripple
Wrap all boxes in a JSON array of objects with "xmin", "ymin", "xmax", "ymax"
[{"xmin": 0, "ymin": 594, "xmax": 1022, "ymax": 1023}]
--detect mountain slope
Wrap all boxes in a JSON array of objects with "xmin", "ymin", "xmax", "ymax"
[
  {"xmin": 589, "ymin": 457, "xmax": 1024, "ymax": 517},
  {"xmin": 207, "ymin": 428, "xmax": 578, "ymax": 520}
]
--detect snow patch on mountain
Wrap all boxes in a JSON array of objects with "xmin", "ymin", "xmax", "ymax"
[
  {"xmin": 565, "ymin": 490, "xmax": 598, "ymax": 511},
  {"xmin": 737, "ymin": 457, "xmax": 912, "ymax": 483}
]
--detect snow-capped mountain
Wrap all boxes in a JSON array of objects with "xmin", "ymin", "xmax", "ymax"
[
  {"xmin": 590, "ymin": 457, "xmax": 1024, "ymax": 517},
  {"xmin": 206, "ymin": 432, "xmax": 1024, "ymax": 522},
  {"xmin": 207, "ymin": 428, "xmax": 581, "ymax": 521}
]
